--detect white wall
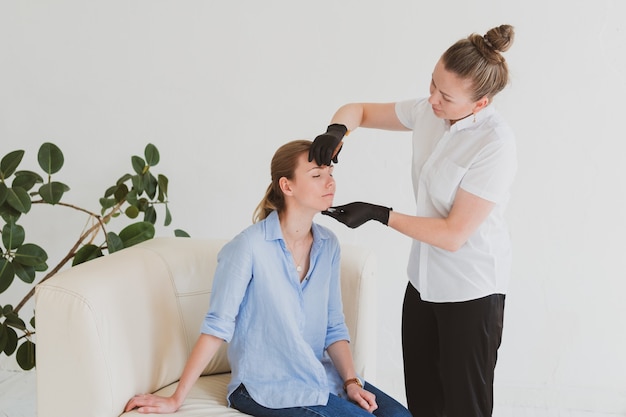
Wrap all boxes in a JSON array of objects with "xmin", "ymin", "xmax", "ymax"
[{"xmin": 1, "ymin": 0, "xmax": 625, "ymax": 414}]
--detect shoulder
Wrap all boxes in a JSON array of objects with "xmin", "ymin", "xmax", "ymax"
[
  {"xmin": 395, "ymin": 97, "xmax": 429, "ymax": 115},
  {"xmin": 395, "ymin": 97, "xmax": 437, "ymax": 128},
  {"xmin": 220, "ymin": 221, "xmax": 264, "ymax": 256}
]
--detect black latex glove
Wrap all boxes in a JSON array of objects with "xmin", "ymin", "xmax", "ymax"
[
  {"xmin": 322, "ymin": 202, "xmax": 392, "ymax": 229},
  {"xmin": 308, "ymin": 124, "xmax": 348, "ymax": 166}
]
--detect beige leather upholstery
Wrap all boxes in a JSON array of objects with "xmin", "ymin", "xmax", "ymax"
[{"xmin": 35, "ymin": 237, "xmax": 377, "ymax": 417}]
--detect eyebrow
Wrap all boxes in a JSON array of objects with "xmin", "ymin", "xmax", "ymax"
[
  {"xmin": 308, "ymin": 165, "xmax": 333, "ymax": 172},
  {"xmin": 431, "ymin": 77, "xmax": 454, "ymax": 100}
]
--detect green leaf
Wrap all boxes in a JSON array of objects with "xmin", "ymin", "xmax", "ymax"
[
  {"xmin": 0, "ymin": 202, "xmax": 22, "ymax": 223},
  {"xmin": 5, "ymin": 187, "xmax": 32, "ymax": 214},
  {"xmin": 144, "ymin": 173, "xmax": 157, "ymax": 199},
  {"xmin": 136, "ymin": 198, "xmax": 149, "ymax": 212},
  {"xmin": 13, "ymin": 262, "xmax": 35, "ymax": 284},
  {"xmin": 118, "ymin": 222, "xmax": 155, "ymax": 248},
  {"xmin": 99, "ymin": 197, "xmax": 117, "ymax": 211},
  {"xmin": 37, "ymin": 142, "xmax": 65, "ymax": 175},
  {"xmin": 131, "ymin": 156, "xmax": 146, "ymax": 175},
  {"xmin": 2, "ymin": 325, "xmax": 18, "ymax": 356},
  {"xmin": 4, "ymin": 312, "xmax": 25, "ymax": 329},
  {"xmin": 106, "ymin": 232, "xmax": 124, "ymax": 254},
  {"xmin": 0, "ymin": 150, "xmax": 25, "ymax": 179},
  {"xmin": 164, "ymin": 204, "xmax": 172, "ymax": 226},
  {"xmin": 0, "ymin": 182, "xmax": 8, "ymax": 205},
  {"xmin": 116, "ymin": 173, "xmax": 133, "ymax": 186},
  {"xmin": 37, "ymin": 143, "xmax": 64, "ymax": 175},
  {"xmin": 131, "ymin": 174, "xmax": 144, "ymax": 194},
  {"xmin": 34, "ymin": 262, "xmax": 48, "ymax": 272},
  {"xmin": 14, "ymin": 244, "xmax": 48, "ymax": 267},
  {"xmin": 12, "ymin": 171, "xmax": 43, "ymax": 192},
  {"xmin": 144, "ymin": 205, "xmax": 156, "ymax": 224},
  {"xmin": 16, "ymin": 340, "xmax": 36, "ymax": 370},
  {"xmin": 0, "ymin": 324, "xmax": 6, "ymax": 352},
  {"xmin": 103, "ymin": 185, "xmax": 117, "ymax": 198},
  {"xmin": 144, "ymin": 143, "xmax": 160, "ymax": 166},
  {"xmin": 174, "ymin": 229, "xmax": 190, "ymax": 237},
  {"xmin": 2, "ymin": 221, "xmax": 25, "ymax": 249},
  {"xmin": 72, "ymin": 244, "xmax": 103, "ymax": 266},
  {"xmin": 0, "ymin": 259, "xmax": 15, "ymax": 294},
  {"xmin": 125, "ymin": 205, "xmax": 139, "ymax": 219},
  {"xmin": 157, "ymin": 174, "xmax": 168, "ymax": 202},
  {"xmin": 30, "ymin": 316, "xmax": 35, "ymax": 329},
  {"xmin": 126, "ymin": 189, "xmax": 138, "ymax": 206},
  {"xmin": 39, "ymin": 181, "xmax": 69, "ymax": 204},
  {"xmin": 113, "ymin": 183, "xmax": 129, "ymax": 203}
]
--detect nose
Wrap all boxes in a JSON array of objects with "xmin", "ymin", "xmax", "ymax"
[
  {"xmin": 326, "ymin": 174, "xmax": 335, "ymax": 189},
  {"xmin": 428, "ymin": 91, "xmax": 439, "ymax": 105}
]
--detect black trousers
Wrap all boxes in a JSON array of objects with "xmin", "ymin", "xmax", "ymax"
[{"xmin": 401, "ymin": 283, "xmax": 505, "ymax": 417}]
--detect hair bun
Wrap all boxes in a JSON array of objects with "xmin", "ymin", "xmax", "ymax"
[{"xmin": 484, "ymin": 24, "xmax": 515, "ymax": 53}]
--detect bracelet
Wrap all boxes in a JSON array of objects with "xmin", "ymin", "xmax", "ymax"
[{"xmin": 343, "ymin": 377, "xmax": 363, "ymax": 391}]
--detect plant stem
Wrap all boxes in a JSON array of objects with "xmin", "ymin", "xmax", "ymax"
[{"xmin": 13, "ymin": 200, "xmax": 125, "ymax": 314}]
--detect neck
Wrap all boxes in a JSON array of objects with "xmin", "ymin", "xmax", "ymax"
[{"xmin": 278, "ymin": 209, "xmax": 313, "ymax": 243}]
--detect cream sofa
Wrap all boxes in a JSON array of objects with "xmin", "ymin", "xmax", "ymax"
[{"xmin": 35, "ymin": 237, "xmax": 377, "ymax": 417}]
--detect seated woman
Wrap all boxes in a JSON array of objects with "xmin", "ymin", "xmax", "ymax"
[{"xmin": 125, "ymin": 139, "xmax": 411, "ymax": 417}]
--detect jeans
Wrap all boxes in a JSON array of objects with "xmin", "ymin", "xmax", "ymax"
[{"xmin": 229, "ymin": 382, "xmax": 412, "ymax": 417}]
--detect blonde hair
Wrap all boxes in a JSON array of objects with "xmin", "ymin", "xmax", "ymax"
[
  {"xmin": 253, "ymin": 140, "xmax": 312, "ymax": 223},
  {"xmin": 442, "ymin": 24, "xmax": 515, "ymax": 101}
]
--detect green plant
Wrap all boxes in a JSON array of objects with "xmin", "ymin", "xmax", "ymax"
[{"xmin": 0, "ymin": 142, "xmax": 188, "ymax": 370}]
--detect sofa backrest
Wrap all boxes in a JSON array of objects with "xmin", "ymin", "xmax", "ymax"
[{"xmin": 35, "ymin": 237, "xmax": 376, "ymax": 417}]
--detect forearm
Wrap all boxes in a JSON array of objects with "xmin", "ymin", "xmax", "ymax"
[
  {"xmin": 387, "ymin": 188, "xmax": 496, "ymax": 251},
  {"xmin": 330, "ymin": 102, "xmax": 407, "ymax": 132},
  {"xmin": 326, "ymin": 340, "xmax": 358, "ymax": 381},
  {"xmin": 329, "ymin": 104, "xmax": 364, "ymax": 132},
  {"xmin": 327, "ymin": 340, "xmax": 377, "ymax": 412},
  {"xmin": 171, "ymin": 334, "xmax": 224, "ymax": 406},
  {"xmin": 387, "ymin": 211, "xmax": 465, "ymax": 251}
]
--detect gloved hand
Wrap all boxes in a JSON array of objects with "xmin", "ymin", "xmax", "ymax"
[
  {"xmin": 309, "ymin": 124, "xmax": 348, "ymax": 166},
  {"xmin": 322, "ymin": 202, "xmax": 392, "ymax": 228}
]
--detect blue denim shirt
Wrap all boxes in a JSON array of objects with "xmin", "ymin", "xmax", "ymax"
[{"xmin": 200, "ymin": 210, "xmax": 350, "ymax": 408}]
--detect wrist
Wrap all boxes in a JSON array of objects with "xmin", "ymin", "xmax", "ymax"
[
  {"xmin": 327, "ymin": 123, "xmax": 348, "ymax": 138},
  {"xmin": 343, "ymin": 377, "xmax": 363, "ymax": 391},
  {"xmin": 376, "ymin": 205, "xmax": 392, "ymax": 226}
]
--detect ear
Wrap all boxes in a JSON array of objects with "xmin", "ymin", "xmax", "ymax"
[
  {"xmin": 472, "ymin": 96, "xmax": 490, "ymax": 114},
  {"xmin": 279, "ymin": 177, "xmax": 293, "ymax": 196}
]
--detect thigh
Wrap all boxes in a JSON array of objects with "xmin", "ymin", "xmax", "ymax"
[
  {"xmin": 364, "ymin": 382, "xmax": 411, "ymax": 417},
  {"xmin": 436, "ymin": 294, "xmax": 505, "ymax": 417},
  {"xmin": 229, "ymin": 384, "xmax": 373, "ymax": 417}
]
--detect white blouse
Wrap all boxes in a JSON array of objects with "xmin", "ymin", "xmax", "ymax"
[{"xmin": 395, "ymin": 98, "xmax": 517, "ymax": 302}]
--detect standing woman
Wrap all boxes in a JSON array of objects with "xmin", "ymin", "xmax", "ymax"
[{"xmin": 310, "ymin": 25, "xmax": 517, "ymax": 417}]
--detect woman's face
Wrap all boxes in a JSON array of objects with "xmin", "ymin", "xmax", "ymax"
[
  {"xmin": 283, "ymin": 153, "xmax": 335, "ymax": 212},
  {"xmin": 428, "ymin": 59, "xmax": 485, "ymax": 123}
]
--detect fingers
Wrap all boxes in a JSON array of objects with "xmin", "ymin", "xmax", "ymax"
[
  {"xmin": 321, "ymin": 208, "xmax": 344, "ymax": 223},
  {"xmin": 308, "ymin": 146, "xmax": 321, "ymax": 164},
  {"xmin": 350, "ymin": 389, "xmax": 378, "ymax": 413},
  {"xmin": 125, "ymin": 394, "xmax": 175, "ymax": 414},
  {"xmin": 309, "ymin": 146, "xmax": 330, "ymax": 166},
  {"xmin": 322, "ymin": 148, "xmax": 333, "ymax": 166},
  {"xmin": 331, "ymin": 142, "xmax": 343, "ymax": 164}
]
